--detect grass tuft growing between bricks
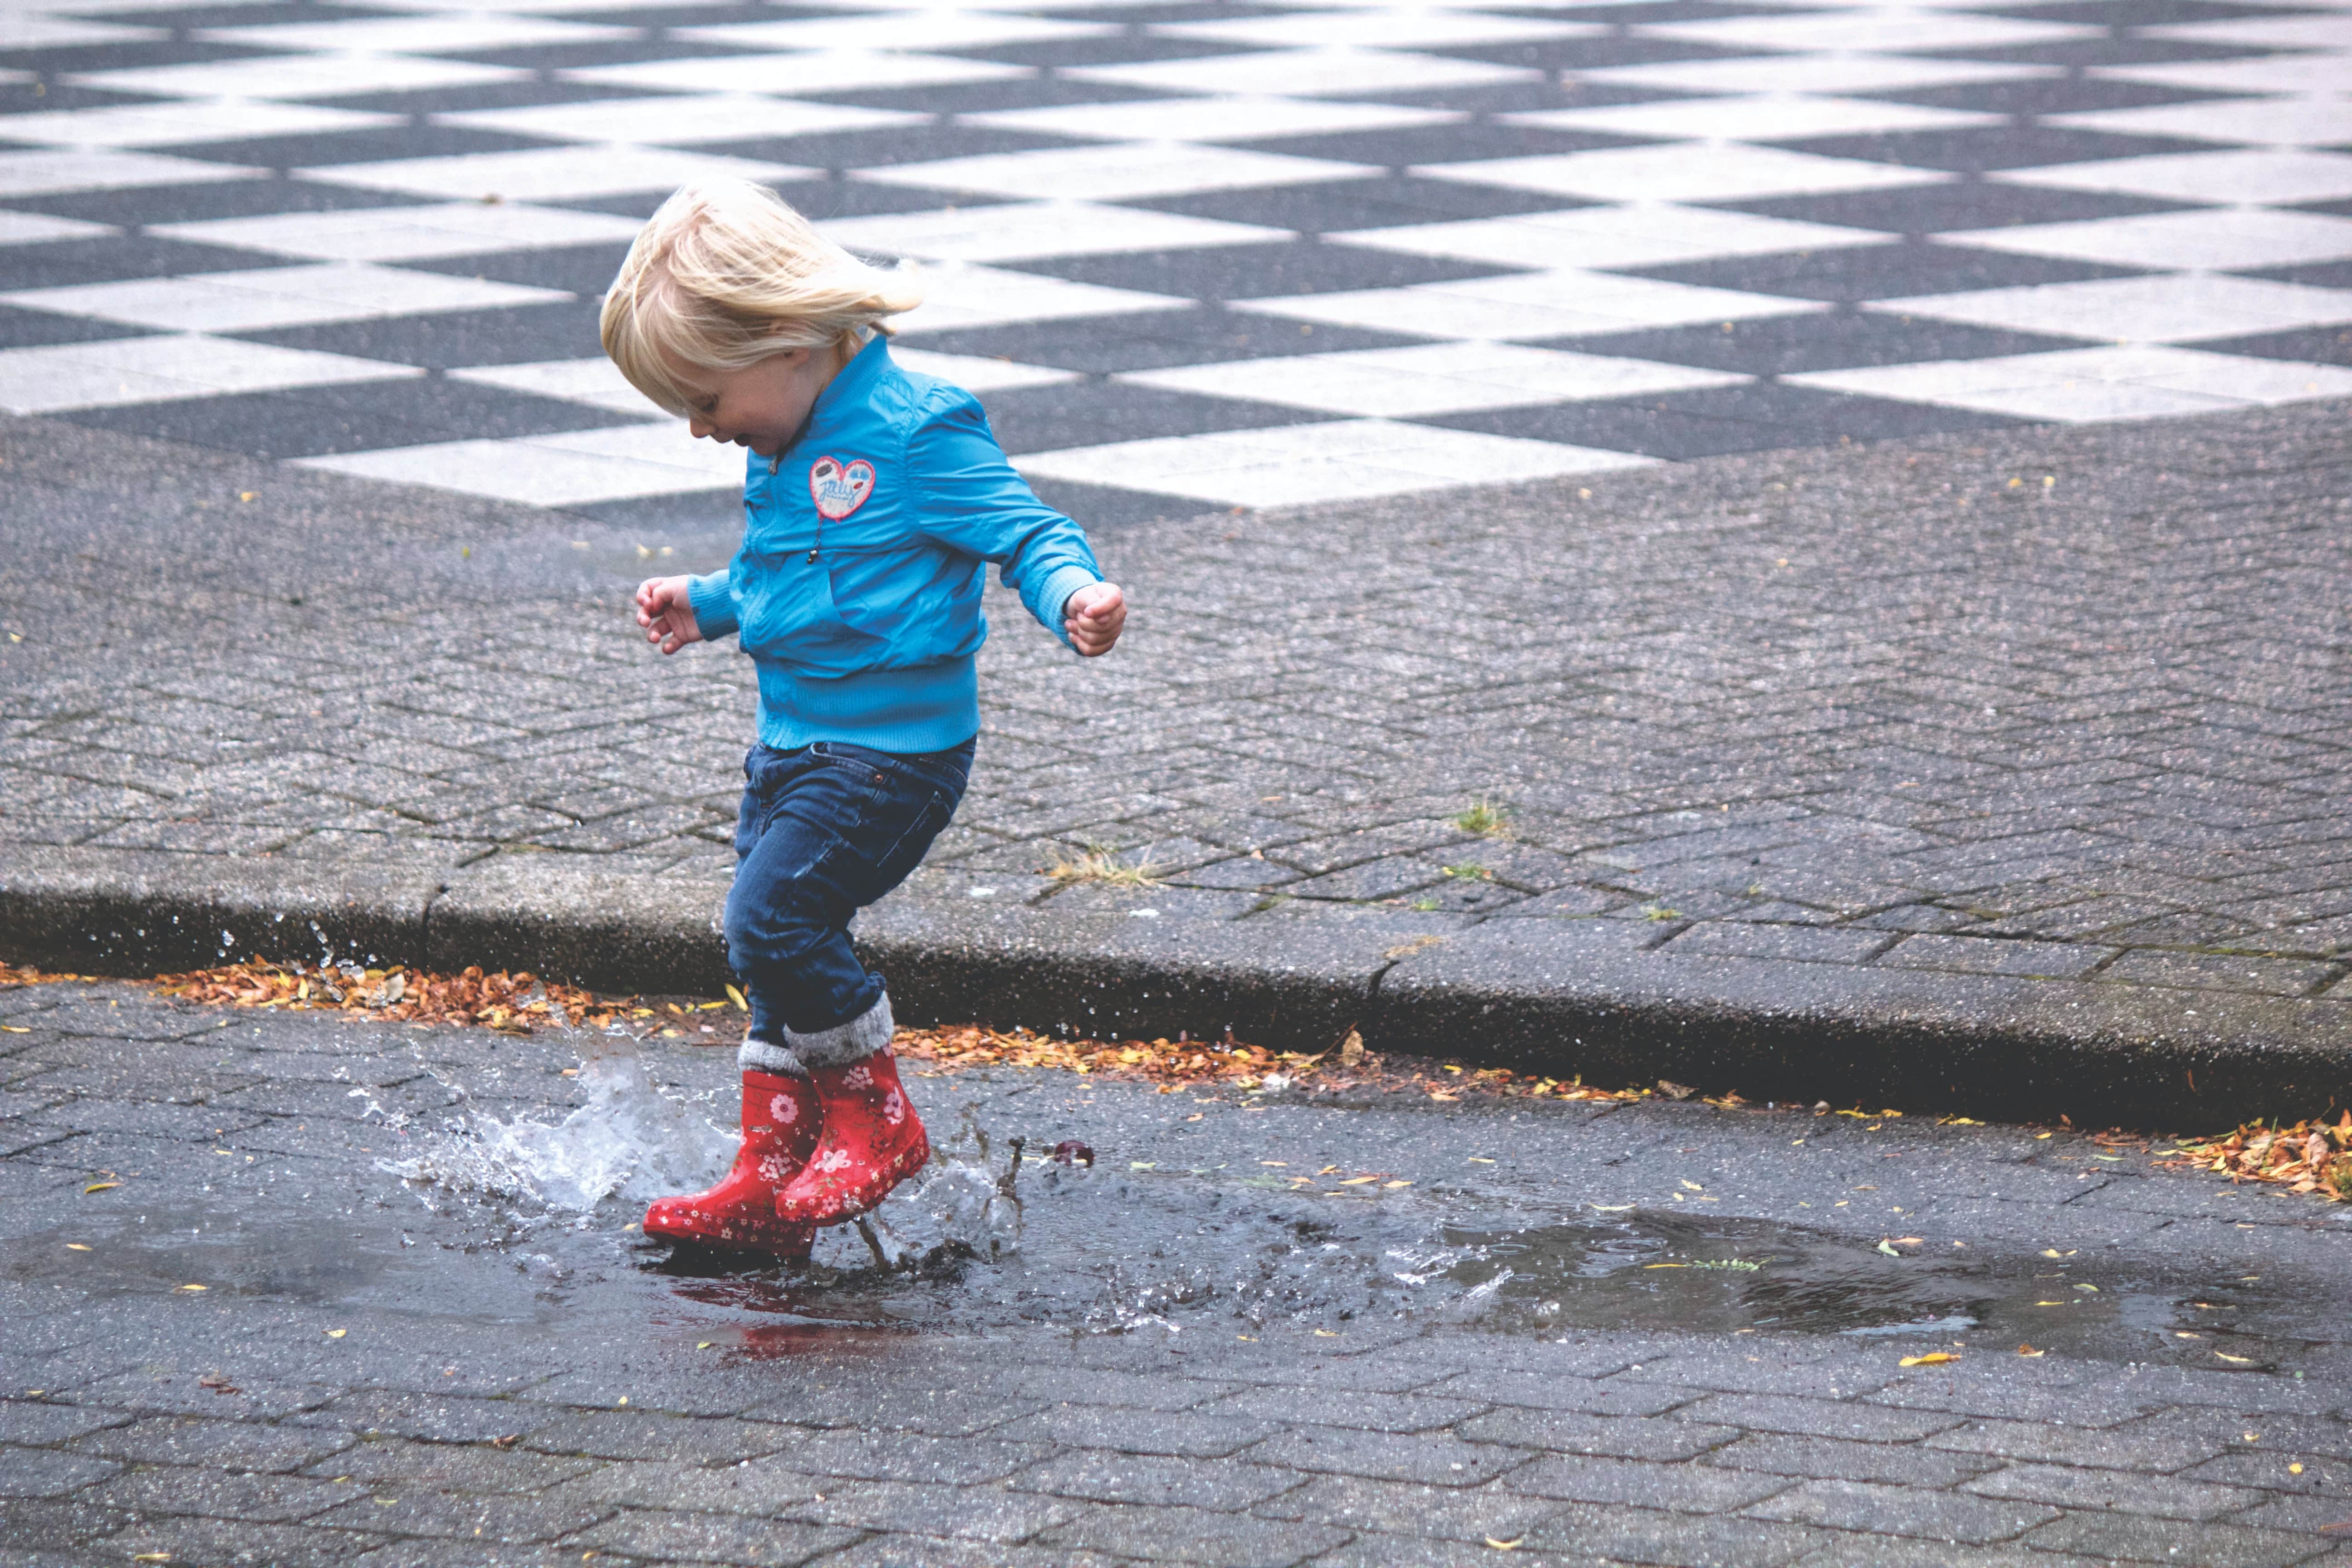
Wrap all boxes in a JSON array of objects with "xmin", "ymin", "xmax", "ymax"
[{"xmin": 1042, "ymin": 843, "xmax": 1164, "ymax": 888}]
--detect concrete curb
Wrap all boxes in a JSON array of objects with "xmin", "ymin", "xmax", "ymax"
[{"xmin": 4, "ymin": 845, "xmax": 2343, "ymax": 1128}]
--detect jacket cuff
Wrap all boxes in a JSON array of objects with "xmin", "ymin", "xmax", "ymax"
[
  {"xmin": 1039, "ymin": 564, "xmax": 1103, "ymax": 649},
  {"xmin": 686, "ymin": 570, "xmax": 739, "ymax": 641}
]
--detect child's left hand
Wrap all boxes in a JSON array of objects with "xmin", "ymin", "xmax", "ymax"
[{"xmin": 1065, "ymin": 582, "xmax": 1126, "ymax": 657}]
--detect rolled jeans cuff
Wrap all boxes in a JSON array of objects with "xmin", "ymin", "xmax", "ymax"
[
  {"xmin": 784, "ymin": 990, "xmax": 894, "ymax": 1069},
  {"xmin": 737, "ymin": 1039, "xmax": 808, "ymax": 1077}
]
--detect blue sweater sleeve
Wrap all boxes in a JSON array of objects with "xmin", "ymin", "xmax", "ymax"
[
  {"xmin": 908, "ymin": 393, "xmax": 1101, "ymax": 647},
  {"xmin": 686, "ymin": 569, "xmax": 739, "ymax": 641}
]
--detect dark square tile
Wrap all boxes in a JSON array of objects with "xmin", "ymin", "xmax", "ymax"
[
  {"xmin": 432, "ymin": 38, "xmax": 764, "ymax": 70},
  {"xmin": 2236, "ymin": 258, "xmax": 2352, "ymax": 290},
  {"xmin": 1775, "ymin": 124, "xmax": 2224, "ymax": 172},
  {"xmin": 1429, "ymin": 35, "xmax": 1759, "ymax": 70},
  {"xmin": 0, "ymin": 306, "xmax": 160, "ymax": 351},
  {"xmin": 1967, "ymin": 0, "xmax": 2313, "ymax": 24},
  {"xmin": 1007, "ymin": 238, "xmax": 1523, "ymax": 300},
  {"xmin": 975, "ymin": 378, "xmax": 1325, "ymax": 455},
  {"xmin": 2293, "ymin": 196, "xmax": 2352, "ymax": 218},
  {"xmin": 1031, "ymin": 0, "xmax": 1301, "ymax": 19},
  {"xmin": 1622, "ymin": 238, "xmax": 2143, "ymax": 301},
  {"xmin": 1346, "ymin": 80, "xmax": 1707, "ymax": 114},
  {"xmin": 691, "ymin": 122, "xmax": 1088, "ymax": 171},
  {"xmin": 0, "ymin": 82, "xmax": 168, "ymax": 116},
  {"xmin": 894, "ymin": 302, "xmax": 1430, "ymax": 372},
  {"xmin": 0, "ymin": 235, "xmax": 288, "ymax": 291},
  {"xmin": 1231, "ymin": 120, "xmax": 1653, "ymax": 168},
  {"xmin": 403, "ymin": 240, "xmax": 632, "ymax": 295},
  {"xmin": 160, "ymin": 124, "xmax": 559, "ymax": 173},
  {"xmin": 791, "ymin": 76, "xmax": 1166, "ymax": 115},
  {"xmin": 0, "ymin": 176, "xmax": 439, "ymax": 226},
  {"xmin": 1427, "ymin": 382, "xmax": 2025, "ymax": 457},
  {"xmin": 1511, "ymin": 0, "xmax": 1819, "ymax": 21},
  {"xmin": 1547, "ymin": 309, "xmax": 2090, "ymax": 374},
  {"xmin": 949, "ymin": 34, "xmax": 1272, "ymax": 68},
  {"xmin": 0, "ymin": 40, "xmax": 282, "ymax": 74},
  {"xmin": 2183, "ymin": 325, "xmax": 2352, "ymax": 364},
  {"xmin": 1715, "ymin": 181, "xmax": 2202, "ymax": 235},
  {"xmin": 544, "ymin": 2, "xmax": 872, "ymax": 25},
  {"xmin": 1909, "ymin": 36, "xmax": 2279, "ymax": 66},
  {"xmin": 231, "ymin": 298, "xmax": 605, "ymax": 368},
  {"xmin": 58, "ymin": 375, "xmax": 642, "ymax": 460},
  {"xmin": 304, "ymin": 78, "xmax": 676, "ymax": 115},
  {"xmin": 1857, "ymin": 76, "xmax": 2249, "ymax": 115},
  {"xmin": 120, "ymin": 1, "xmax": 406, "ymax": 29},
  {"xmin": 564, "ymin": 176, "xmax": 997, "ymax": 223},
  {"xmin": 1133, "ymin": 172, "xmax": 1595, "ymax": 233},
  {"xmin": 1018, "ymin": 473, "xmax": 1207, "ymax": 527}
]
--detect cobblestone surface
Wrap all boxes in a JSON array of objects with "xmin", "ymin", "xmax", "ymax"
[
  {"xmin": 7, "ymin": 983, "xmax": 2352, "ymax": 1567},
  {"xmin": 5, "ymin": 398, "xmax": 2351, "ymax": 1029}
]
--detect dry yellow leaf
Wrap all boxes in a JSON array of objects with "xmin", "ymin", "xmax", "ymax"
[
  {"xmin": 1338, "ymin": 1175, "xmax": 1381, "ymax": 1186},
  {"xmin": 326, "ymin": 1329, "xmax": 346, "ymax": 1338},
  {"xmin": 2217, "ymin": 1353, "xmax": 2254, "ymax": 1364},
  {"xmin": 1899, "ymin": 1353, "xmax": 1959, "ymax": 1366},
  {"xmin": 1486, "ymin": 1538, "xmax": 1524, "ymax": 1551},
  {"xmin": 2018, "ymin": 1345, "xmax": 2044, "ymax": 1357},
  {"xmin": 1643, "ymin": 1263, "xmax": 1689, "ymax": 1270},
  {"xmin": 64, "ymin": 1243, "xmax": 90, "ymax": 1251},
  {"xmin": 84, "ymin": 1181, "xmax": 119, "ymax": 1193},
  {"xmin": 177, "ymin": 1284, "xmax": 206, "ymax": 1292}
]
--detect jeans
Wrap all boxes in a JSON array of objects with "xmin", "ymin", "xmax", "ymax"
[{"xmin": 725, "ymin": 737, "xmax": 973, "ymax": 1044}]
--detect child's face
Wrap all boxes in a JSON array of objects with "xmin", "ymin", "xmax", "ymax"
[{"xmin": 671, "ymin": 345, "xmax": 836, "ymax": 458}]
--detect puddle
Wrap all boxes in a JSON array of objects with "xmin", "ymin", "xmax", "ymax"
[{"xmin": 9, "ymin": 1039, "xmax": 2335, "ymax": 1376}]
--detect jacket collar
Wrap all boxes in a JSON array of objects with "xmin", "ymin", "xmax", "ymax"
[{"xmin": 791, "ymin": 333, "xmax": 892, "ymax": 458}]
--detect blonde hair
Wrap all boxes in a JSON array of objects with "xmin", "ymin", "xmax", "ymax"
[{"xmin": 601, "ymin": 177, "xmax": 922, "ymax": 416}]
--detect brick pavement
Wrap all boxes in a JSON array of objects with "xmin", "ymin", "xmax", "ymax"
[
  {"xmin": 3, "ymin": 395, "xmax": 2350, "ymax": 1114},
  {"xmin": 7, "ymin": 981, "xmax": 2352, "ymax": 1567}
]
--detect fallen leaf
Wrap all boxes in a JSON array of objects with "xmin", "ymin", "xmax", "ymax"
[
  {"xmin": 1314, "ymin": 1329, "xmax": 1338, "ymax": 1338},
  {"xmin": 1591, "ymin": 1203, "xmax": 1634, "ymax": 1211},
  {"xmin": 1888, "ymin": 1237, "xmax": 1923, "ymax": 1246},
  {"xmin": 2292, "ymin": 1464, "xmax": 2305, "ymax": 1475},
  {"xmin": 1338, "ymin": 1175, "xmax": 1381, "ymax": 1186},
  {"xmin": 326, "ymin": 1329, "xmax": 346, "ymax": 1339},
  {"xmin": 64, "ymin": 1243, "xmax": 90, "ymax": 1251},
  {"xmin": 2018, "ymin": 1345, "xmax": 2044, "ymax": 1357},
  {"xmin": 1643, "ymin": 1263, "xmax": 1689, "ymax": 1270},
  {"xmin": 177, "ymin": 1284, "xmax": 206, "ymax": 1292},
  {"xmin": 1680, "ymin": 1180, "xmax": 1704, "ymax": 1192},
  {"xmin": 2217, "ymin": 1353, "xmax": 2255, "ymax": 1364},
  {"xmin": 1485, "ymin": 1538, "xmax": 1524, "ymax": 1551},
  {"xmin": 1657, "ymin": 1080, "xmax": 1695, "ymax": 1100},
  {"xmin": 84, "ymin": 1182, "xmax": 120, "ymax": 1194},
  {"xmin": 1383, "ymin": 1180, "xmax": 1412, "ymax": 1189},
  {"xmin": 1877, "ymin": 1241, "xmax": 1902, "ymax": 1258},
  {"xmin": 1899, "ymin": 1353, "xmax": 1959, "ymax": 1367}
]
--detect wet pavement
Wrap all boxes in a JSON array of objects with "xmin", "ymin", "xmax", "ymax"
[{"xmin": 8, "ymin": 979, "xmax": 2352, "ymax": 1567}]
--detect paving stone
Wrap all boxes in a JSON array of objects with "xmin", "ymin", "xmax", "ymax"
[
  {"xmin": 563, "ymin": 1506, "xmax": 864, "ymax": 1567},
  {"xmin": 102, "ymin": 1519, "xmax": 391, "ymax": 1568},
  {"xmin": 1009, "ymin": 1450, "xmax": 1305, "ymax": 1511},
  {"xmin": 1242, "ymin": 1424, "xmax": 1529, "ymax": 1486},
  {"xmin": 1703, "ymin": 1432, "xmax": 1999, "ymax": 1489},
  {"xmin": 1519, "ymin": 1502, "xmax": 1831, "ymax": 1566},
  {"xmin": 1250, "ymin": 1474, "xmax": 1563, "ymax": 1542},
  {"xmin": 520, "ymin": 1410, "xmax": 791, "ymax": 1464},
  {"xmin": 1503, "ymin": 1453, "xmax": 1796, "ymax": 1514},
  {"xmin": 782, "ymin": 1478, "xmax": 1083, "ymax": 1544},
  {"xmin": 0, "ymin": 1401, "xmax": 131, "ymax": 1447},
  {"xmin": 1035, "ymin": 1500, "xmax": 1352, "ymax": 1564},
  {"xmin": 310, "ymin": 1487, "xmax": 613, "ymax": 1544},
  {"xmin": 1457, "ymin": 1408, "xmax": 1739, "ymax": 1461},
  {"xmin": 83, "ymin": 1465, "xmax": 353, "ymax": 1523},
  {"xmin": 1924, "ymin": 1416, "xmax": 2234, "ymax": 1472},
  {"xmin": 0, "ymin": 1446, "xmax": 120, "ymax": 1498},
  {"xmin": 1963, "ymin": 1458, "xmax": 2267, "ymax": 1519},
  {"xmin": 304, "ymin": 1438, "xmax": 600, "ymax": 1493},
  {"xmin": 1744, "ymin": 1477, "xmax": 2063, "ymax": 1544},
  {"xmin": 2021, "ymin": 1509, "xmax": 2332, "ymax": 1568},
  {"xmin": 1674, "ymin": 1394, "xmax": 1966, "ymax": 1444},
  {"xmin": 73, "ymin": 1413, "xmax": 355, "ymax": 1473},
  {"xmin": 989, "ymin": 1404, "xmax": 1285, "ymax": 1459}
]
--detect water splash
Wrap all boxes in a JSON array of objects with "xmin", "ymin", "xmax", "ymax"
[{"xmin": 387, "ymin": 1038, "xmax": 733, "ymax": 1214}]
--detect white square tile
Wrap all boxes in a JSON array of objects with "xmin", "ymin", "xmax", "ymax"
[
  {"xmin": 1147, "ymin": 9, "xmax": 1602, "ymax": 47},
  {"xmin": 300, "ymin": 146, "xmax": 816, "ymax": 202},
  {"xmin": 959, "ymin": 95, "xmax": 1463, "ymax": 146},
  {"xmin": 1065, "ymin": 47, "xmax": 1539, "ymax": 99},
  {"xmin": 1788, "ymin": 344, "xmax": 2352, "ymax": 421},
  {"xmin": 892, "ymin": 261, "xmax": 1186, "ymax": 332},
  {"xmin": 0, "ymin": 211, "xmax": 115, "ymax": 245},
  {"xmin": 1233, "ymin": 268, "xmax": 1819, "ymax": 340},
  {"xmin": 672, "ymin": 10, "xmax": 1117, "ymax": 49},
  {"xmin": 431, "ymin": 93, "xmax": 924, "ymax": 147},
  {"xmin": 1633, "ymin": 9, "xmax": 2100, "ymax": 52},
  {"xmin": 1118, "ymin": 339, "xmax": 1744, "ymax": 415},
  {"xmin": 889, "ymin": 347, "xmax": 1082, "ymax": 392},
  {"xmin": 1420, "ymin": 142, "xmax": 1949, "ymax": 203},
  {"xmin": 559, "ymin": 50, "xmax": 1030, "ymax": 96},
  {"xmin": 0, "ymin": 148, "xmax": 260, "ymax": 198},
  {"xmin": 192, "ymin": 13, "xmax": 632, "ymax": 51},
  {"xmin": 2088, "ymin": 55, "xmax": 2352, "ymax": 95},
  {"xmin": 2000, "ymin": 147, "xmax": 2352, "ymax": 206},
  {"xmin": 1503, "ymin": 93, "xmax": 2004, "ymax": 143},
  {"xmin": 0, "ymin": 263, "xmax": 568, "ymax": 332},
  {"xmin": 0, "ymin": 98, "xmax": 403, "ymax": 149},
  {"xmin": 2141, "ymin": 13, "xmax": 2352, "ymax": 49},
  {"xmin": 299, "ymin": 426, "xmax": 744, "ymax": 505},
  {"xmin": 2046, "ymin": 97, "xmax": 2352, "ymax": 150},
  {"xmin": 859, "ymin": 142, "xmax": 1376, "ymax": 201},
  {"xmin": 1013, "ymin": 417, "xmax": 1651, "ymax": 508},
  {"xmin": 448, "ymin": 356, "xmax": 662, "ymax": 414},
  {"xmin": 0, "ymin": 333, "xmax": 419, "ymax": 414},
  {"xmin": 151, "ymin": 201, "xmax": 647, "ymax": 263},
  {"xmin": 1872, "ymin": 274, "xmax": 2352, "ymax": 343},
  {"xmin": 1333, "ymin": 202, "xmax": 1891, "ymax": 270},
  {"xmin": 1579, "ymin": 54, "xmax": 2061, "ymax": 96},
  {"xmin": 0, "ymin": 13, "xmax": 163, "ymax": 47},
  {"xmin": 822, "ymin": 201, "xmax": 1285, "ymax": 263},
  {"xmin": 1960, "ymin": 208, "xmax": 2352, "ymax": 272},
  {"xmin": 66, "ymin": 54, "xmax": 531, "ymax": 101}
]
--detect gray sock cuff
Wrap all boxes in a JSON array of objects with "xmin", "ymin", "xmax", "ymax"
[
  {"xmin": 784, "ymin": 991, "xmax": 894, "ymax": 1070},
  {"xmin": 739, "ymin": 1039, "xmax": 808, "ymax": 1076}
]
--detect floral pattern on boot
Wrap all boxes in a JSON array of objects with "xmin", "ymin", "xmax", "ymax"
[
  {"xmin": 643, "ymin": 1068, "xmax": 821, "ymax": 1256},
  {"xmin": 772, "ymin": 1046, "xmax": 930, "ymax": 1225}
]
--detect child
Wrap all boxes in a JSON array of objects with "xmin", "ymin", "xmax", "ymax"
[{"xmin": 600, "ymin": 178, "xmax": 1126, "ymax": 1256}]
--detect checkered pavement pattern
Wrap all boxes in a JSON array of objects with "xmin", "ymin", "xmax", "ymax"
[{"xmin": 1, "ymin": 0, "xmax": 2349, "ymax": 524}]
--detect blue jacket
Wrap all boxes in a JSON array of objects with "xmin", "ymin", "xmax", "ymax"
[{"xmin": 686, "ymin": 336, "xmax": 1103, "ymax": 755}]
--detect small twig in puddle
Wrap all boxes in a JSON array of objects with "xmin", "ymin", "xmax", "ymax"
[{"xmin": 853, "ymin": 1215, "xmax": 897, "ymax": 1270}]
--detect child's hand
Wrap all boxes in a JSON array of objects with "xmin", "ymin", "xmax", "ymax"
[
  {"xmin": 1065, "ymin": 582, "xmax": 1125, "ymax": 657},
  {"xmin": 636, "ymin": 574, "xmax": 702, "ymax": 655}
]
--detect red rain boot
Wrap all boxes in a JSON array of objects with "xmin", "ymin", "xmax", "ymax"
[
  {"xmin": 643, "ymin": 1069, "xmax": 820, "ymax": 1257},
  {"xmin": 772, "ymin": 1046, "xmax": 930, "ymax": 1225}
]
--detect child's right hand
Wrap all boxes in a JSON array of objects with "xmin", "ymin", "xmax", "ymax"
[{"xmin": 636, "ymin": 575, "xmax": 702, "ymax": 655}]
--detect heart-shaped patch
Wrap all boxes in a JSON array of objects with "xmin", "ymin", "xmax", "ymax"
[{"xmin": 808, "ymin": 455, "xmax": 875, "ymax": 521}]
